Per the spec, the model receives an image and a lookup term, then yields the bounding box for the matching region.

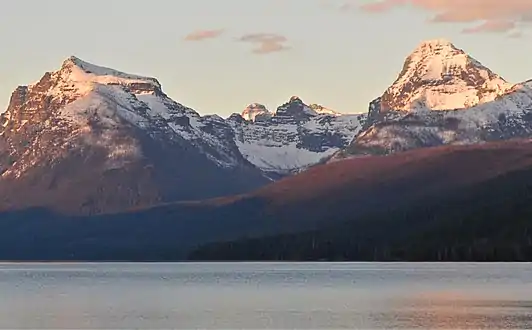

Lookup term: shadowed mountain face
[0,130,269,215]
[0,57,368,215]
[190,165,532,261]
[238,139,532,225]
[188,140,532,261]
[0,57,270,215]
[1,140,532,261]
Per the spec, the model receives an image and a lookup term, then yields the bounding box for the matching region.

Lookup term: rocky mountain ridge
[0,56,367,213]
[231,96,365,174]
[378,39,510,114]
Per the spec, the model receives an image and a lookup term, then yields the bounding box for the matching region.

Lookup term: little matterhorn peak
[241,103,271,121]
[289,95,303,103]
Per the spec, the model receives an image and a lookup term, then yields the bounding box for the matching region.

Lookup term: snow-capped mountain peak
[337,39,532,161]
[24,56,195,130]
[378,39,511,114]
[412,38,457,54]
[0,56,272,212]
[241,103,271,122]
[0,56,251,180]
[59,56,161,91]
[403,39,492,83]
[13,56,174,127]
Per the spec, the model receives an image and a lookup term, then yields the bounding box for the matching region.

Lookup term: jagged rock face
[377,39,511,115]
[0,57,270,214]
[336,40,532,159]
[230,96,366,174]
[273,96,318,122]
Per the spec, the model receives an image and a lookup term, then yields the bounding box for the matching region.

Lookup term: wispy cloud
[356,0,532,35]
[508,31,523,39]
[184,29,225,41]
[238,33,291,54]
[462,20,516,34]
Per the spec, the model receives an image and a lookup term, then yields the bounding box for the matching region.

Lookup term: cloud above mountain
[238,33,291,54]
[462,20,516,34]
[184,29,225,41]
[184,29,290,54]
[357,0,532,35]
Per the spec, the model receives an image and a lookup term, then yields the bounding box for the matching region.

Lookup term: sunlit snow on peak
[59,55,161,90]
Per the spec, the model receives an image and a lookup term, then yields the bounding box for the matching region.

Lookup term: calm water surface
[0,262,531,329]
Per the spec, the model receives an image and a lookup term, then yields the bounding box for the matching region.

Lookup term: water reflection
[372,291,532,329]
[0,263,531,329]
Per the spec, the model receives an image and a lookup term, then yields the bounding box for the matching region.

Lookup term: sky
[1,0,532,116]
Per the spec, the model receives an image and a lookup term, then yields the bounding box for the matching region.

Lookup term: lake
[0,262,531,329]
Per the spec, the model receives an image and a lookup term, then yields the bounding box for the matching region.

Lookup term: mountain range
[0,56,366,213]
[1,39,532,260]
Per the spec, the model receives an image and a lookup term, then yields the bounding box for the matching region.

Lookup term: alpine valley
[1,39,532,261]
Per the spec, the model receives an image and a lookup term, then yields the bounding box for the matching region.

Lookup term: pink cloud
[184,29,225,41]
[360,0,406,12]
[238,33,291,54]
[358,0,532,35]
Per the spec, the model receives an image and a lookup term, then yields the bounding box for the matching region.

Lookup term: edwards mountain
[1,39,532,260]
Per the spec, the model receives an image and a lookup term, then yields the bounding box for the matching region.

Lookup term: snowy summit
[379,39,511,113]
[339,39,532,159]
[241,103,271,122]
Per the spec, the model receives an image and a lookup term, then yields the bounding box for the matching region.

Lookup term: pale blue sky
[0,0,530,116]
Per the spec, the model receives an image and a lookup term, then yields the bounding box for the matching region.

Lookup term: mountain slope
[0,56,270,214]
[189,139,532,261]
[190,165,532,261]
[336,39,532,158]
[1,139,532,260]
